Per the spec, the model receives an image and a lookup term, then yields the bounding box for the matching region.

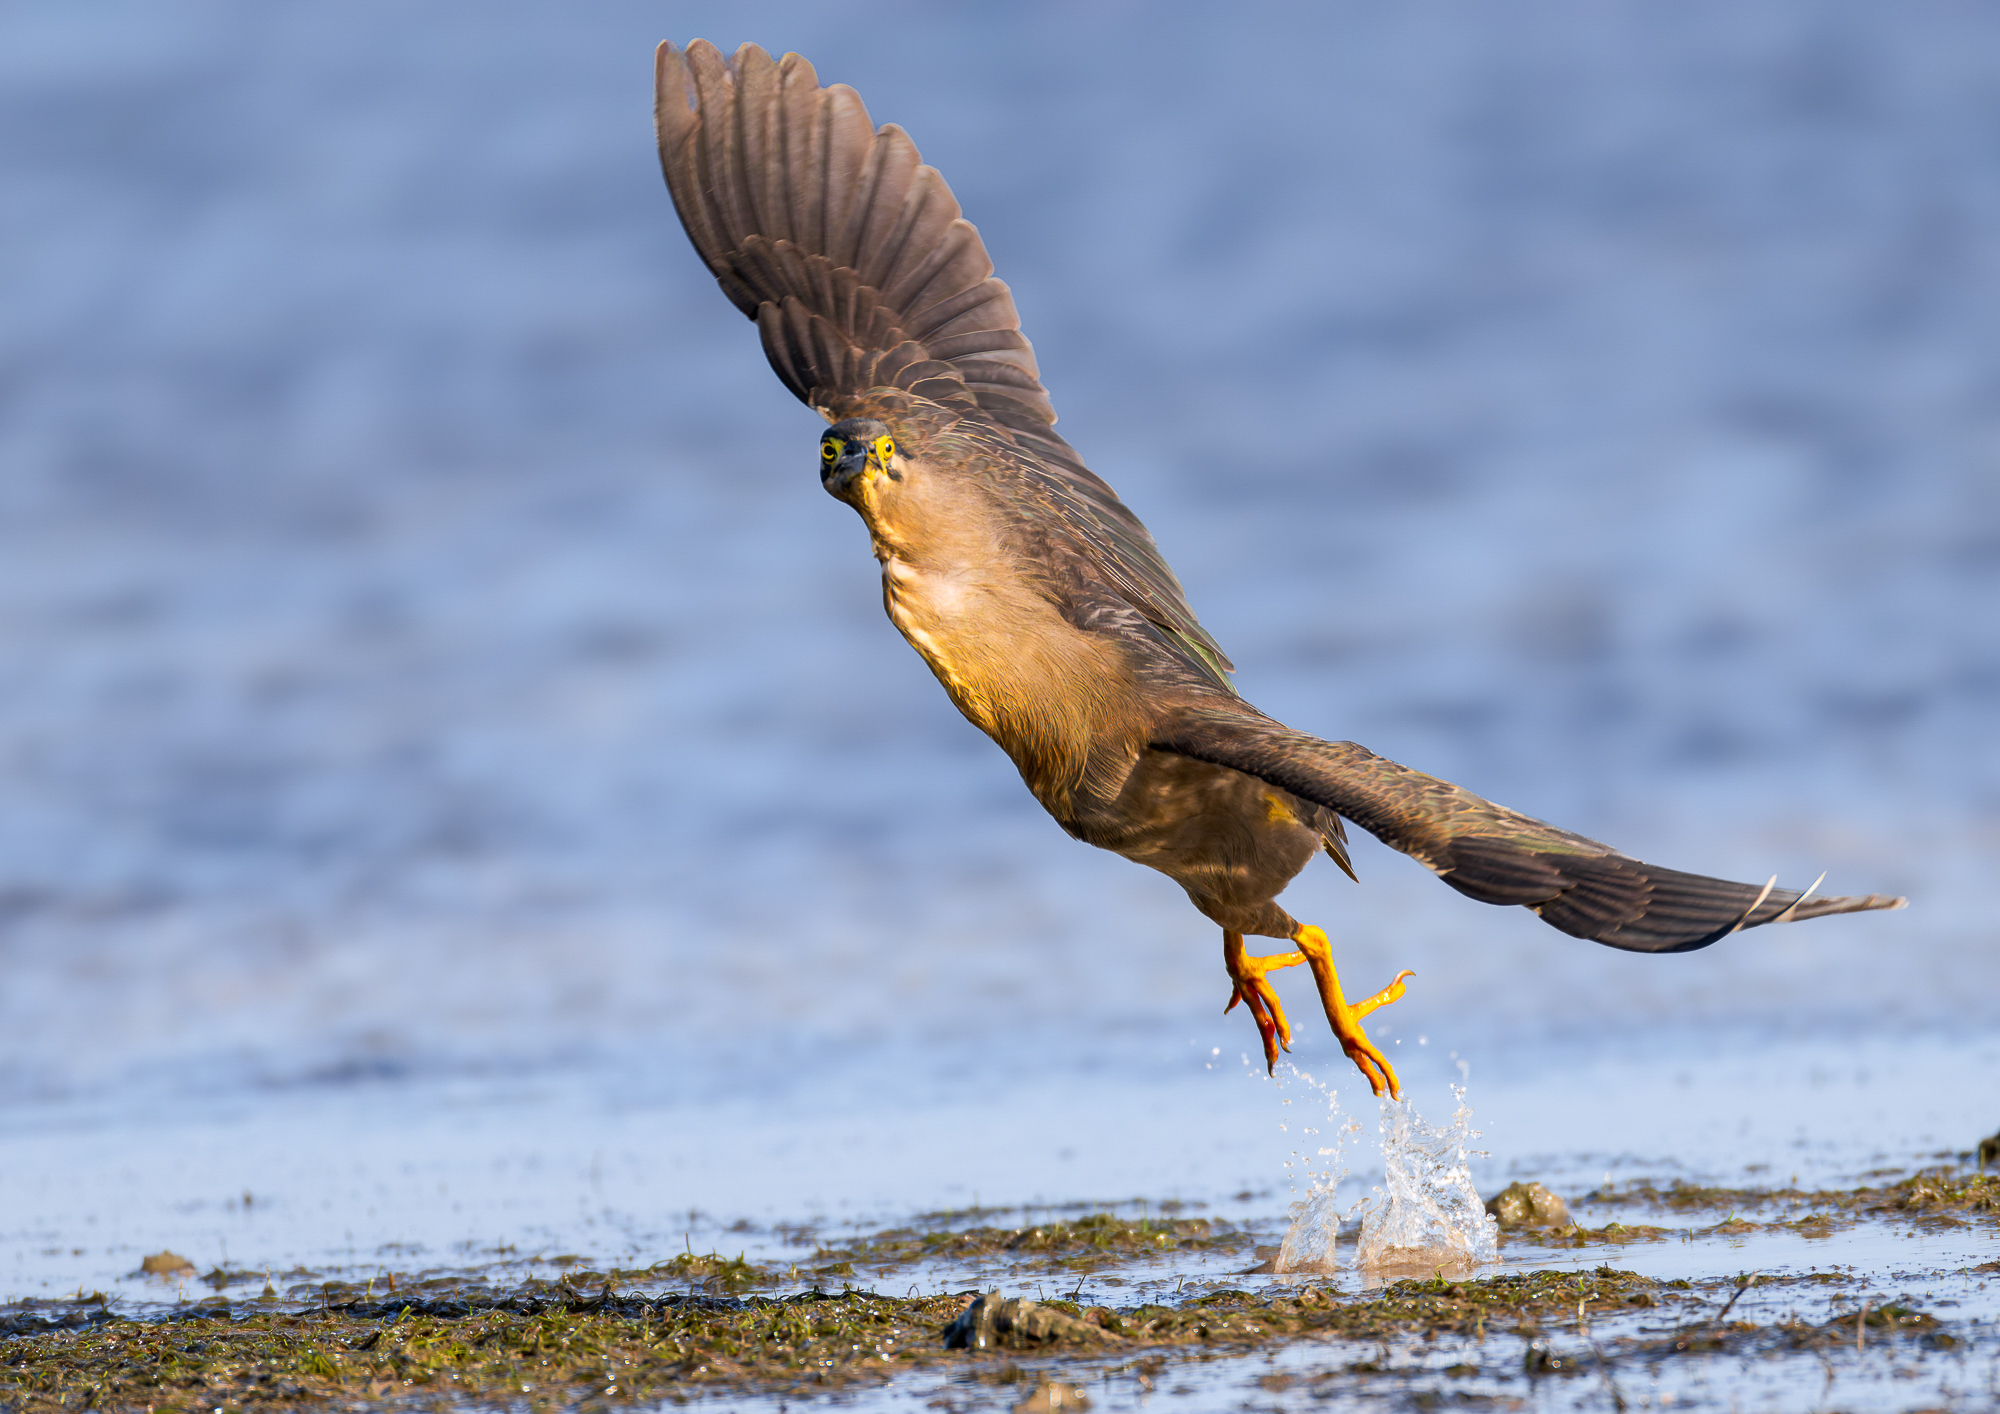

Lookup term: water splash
[1353,1084,1498,1274]
[1271,1067,1360,1274]
[1273,1179,1347,1274]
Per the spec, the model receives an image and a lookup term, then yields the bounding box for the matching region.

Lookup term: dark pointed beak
[823,442,872,495]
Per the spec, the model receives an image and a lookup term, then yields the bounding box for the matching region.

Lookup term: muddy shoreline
[6,1167,1994,1412]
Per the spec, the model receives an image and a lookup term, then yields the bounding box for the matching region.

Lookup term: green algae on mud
[1486,1169,2000,1251]
[1580,1168,2000,1218]
[1,1265,1963,1413]
[647,1210,1249,1290]
[806,1210,1247,1278]
[5,1169,1989,1413]
[0,1289,965,1412]
[0,1269,1671,1412]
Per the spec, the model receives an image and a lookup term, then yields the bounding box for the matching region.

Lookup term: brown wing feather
[656,41,1052,433]
[654,39,1236,692]
[1153,703,1906,953]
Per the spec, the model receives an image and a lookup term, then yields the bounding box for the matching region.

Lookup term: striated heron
[653,41,1905,1098]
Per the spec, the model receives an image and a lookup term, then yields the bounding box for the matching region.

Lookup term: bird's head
[819,418,907,510]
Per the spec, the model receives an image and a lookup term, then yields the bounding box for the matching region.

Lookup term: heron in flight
[653,41,1905,1098]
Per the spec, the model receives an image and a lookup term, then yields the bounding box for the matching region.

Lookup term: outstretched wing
[656,40,1054,446]
[1153,702,1906,953]
[654,39,1234,691]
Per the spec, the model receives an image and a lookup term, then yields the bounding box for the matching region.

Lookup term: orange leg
[1291,924,1414,1100]
[1222,929,1305,1075]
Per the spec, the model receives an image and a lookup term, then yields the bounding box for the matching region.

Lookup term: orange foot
[1222,929,1305,1075]
[1291,924,1414,1100]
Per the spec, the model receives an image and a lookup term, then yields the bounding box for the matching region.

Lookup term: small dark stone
[1976,1130,1999,1172]
[1484,1182,1571,1229]
[942,1292,1109,1350]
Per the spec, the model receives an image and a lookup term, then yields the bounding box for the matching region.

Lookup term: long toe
[1344,1034,1399,1100]
[1238,981,1291,1074]
[1351,970,1415,1021]
[1224,934,1305,1076]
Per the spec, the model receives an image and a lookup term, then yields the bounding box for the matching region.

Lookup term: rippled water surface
[1,3,1996,1408]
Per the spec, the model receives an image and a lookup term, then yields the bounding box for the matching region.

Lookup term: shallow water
[1,3,1997,1408]
[5,1031,1993,1307]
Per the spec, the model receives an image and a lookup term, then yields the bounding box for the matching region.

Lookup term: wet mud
[1507,1168,2000,1252]
[5,1163,1995,1413]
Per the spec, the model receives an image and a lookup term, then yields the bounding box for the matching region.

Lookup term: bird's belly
[1078,749,1323,911]
[875,552,1134,814]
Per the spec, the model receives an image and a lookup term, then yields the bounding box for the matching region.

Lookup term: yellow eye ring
[820,439,840,462]
[874,436,897,462]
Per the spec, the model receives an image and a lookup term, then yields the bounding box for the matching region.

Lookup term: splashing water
[1271,1067,1360,1274]
[1353,1084,1498,1273]
[1273,1180,1347,1274]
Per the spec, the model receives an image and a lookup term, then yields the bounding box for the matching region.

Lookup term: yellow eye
[874,436,897,462]
[820,439,840,463]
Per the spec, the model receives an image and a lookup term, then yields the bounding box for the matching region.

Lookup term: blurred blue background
[0,0,1994,1116]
